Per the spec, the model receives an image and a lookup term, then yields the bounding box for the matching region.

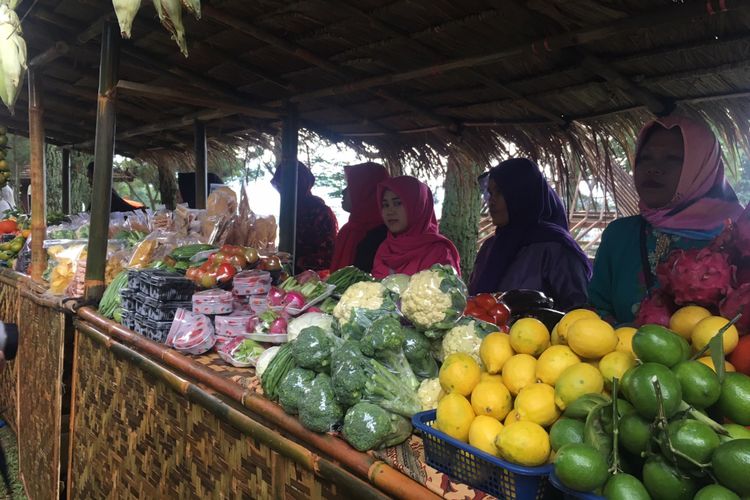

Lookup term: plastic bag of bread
[202,187,237,238]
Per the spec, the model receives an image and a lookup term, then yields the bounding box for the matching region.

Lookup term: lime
[712,439,750,496]
[618,413,652,455]
[642,455,699,500]
[632,324,685,367]
[615,398,635,418]
[672,360,721,409]
[717,373,750,426]
[626,363,683,420]
[694,484,741,500]
[554,443,609,492]
[724,423,750,440]
[620,366,637,400]
[660,419,720,468]
[603,473,650,500]
[549,418,585,451]
[677,335,691,362]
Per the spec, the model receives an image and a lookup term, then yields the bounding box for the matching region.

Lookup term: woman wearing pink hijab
[589,115,745,323]
[372,176,461,279]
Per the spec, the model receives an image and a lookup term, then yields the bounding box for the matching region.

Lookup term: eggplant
[498,289,554,312]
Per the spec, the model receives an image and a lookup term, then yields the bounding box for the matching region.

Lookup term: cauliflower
[333,281,397,340]
[440,320,487,364]
[417,378,444,411]
[401,265,467,332]
[287,312,335,342]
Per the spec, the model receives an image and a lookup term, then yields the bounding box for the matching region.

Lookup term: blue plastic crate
[548,471,605,499]
[412,410,553,499]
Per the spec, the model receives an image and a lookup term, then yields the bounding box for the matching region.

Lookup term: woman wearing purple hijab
[469,159,591,311]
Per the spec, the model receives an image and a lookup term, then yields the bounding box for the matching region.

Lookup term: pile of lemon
[435,309,632,467]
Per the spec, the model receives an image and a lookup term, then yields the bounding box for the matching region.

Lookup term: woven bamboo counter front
[0,269,21,432]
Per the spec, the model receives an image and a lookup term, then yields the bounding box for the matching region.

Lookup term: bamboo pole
[74,309,438,500]
[84,22,119,304]
[194,121,207,210]
[278,106,298,259]
[61,149,71,215]
[27,69,46,283]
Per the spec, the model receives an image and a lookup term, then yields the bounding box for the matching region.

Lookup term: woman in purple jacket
[468,158,591,311]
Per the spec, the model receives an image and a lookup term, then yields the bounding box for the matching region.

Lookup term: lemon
[615,327,637,354]
[554,363,604,410]
[471,380,512,420]
[480,332,515,374]
[557,309,600,345]
[697,356,736,373]
[567,318,618,359]
[504,409,521,426]
[515,383,561,427]
[502,354,538,396]
[691,316,739,355]
[469,416,504,456]
[599,351,637,389]
[435,393,475,442]
[585,359,600,370]
[495,421,551,466]
[670,306,712,340]
[481,373,505,384]
[440,353,481,396]
[536,345,581,386]
[551,324,561,345]
[509,318,550,356]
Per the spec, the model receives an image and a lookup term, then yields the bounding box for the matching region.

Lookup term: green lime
[620,366,637,401]
[619,412,652,455]
[549,418,585,451]
[712,439,750,496]
[717,373,750,426]
[642,455,699,500]
[602,473,650,500]
[615,398,635,418]
[678,335,691,361]
[633,325,686,367]
[626,363,683,420]
[694,484,740,500]
[554,443,609,492]
[724,423,750,440]
[660,419,720,468]
[672,361,721,409]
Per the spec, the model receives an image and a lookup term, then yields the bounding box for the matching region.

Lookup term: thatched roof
[3,0,750,214]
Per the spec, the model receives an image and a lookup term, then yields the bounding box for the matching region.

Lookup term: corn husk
[153,0,188,57]
[180,0,200,19]
[0,3,26,115]
[112,0,141,39]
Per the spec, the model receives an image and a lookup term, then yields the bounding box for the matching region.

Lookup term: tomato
[729,335,750,376]
[225,253,248,269]
[220,245,244,256]
[499,323,510,334]
[186,267,201,281]
[464,302,484,318]
[474,312,495,325]
[215,263,236,283]
[200,273,217,289]
[474,293,497,312]
[259,256,282,271]
[243,247,259,265]
[488,303,511,326]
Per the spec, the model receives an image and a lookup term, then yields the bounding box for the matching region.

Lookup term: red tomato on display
[729,335,750,376]
[488,303,511,326]
[216,263,237,283]
[464,303,484,318]
[474,293,497,312]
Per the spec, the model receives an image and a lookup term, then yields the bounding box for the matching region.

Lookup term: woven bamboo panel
[0,275,19,431]
[17,294,66,500]
[69,331,347,500]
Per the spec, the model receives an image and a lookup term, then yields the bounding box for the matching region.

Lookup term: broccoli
[291,326,335,373]
[342,402,413,451]
[330,342,422,418]
[277,367,316,414]
[298,373,344,433]
[402,328,439,380]
[360,316,420,392]
[331,340,368,407]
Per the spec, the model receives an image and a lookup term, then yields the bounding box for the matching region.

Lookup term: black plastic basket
[120,288,137,313]
[138,295,192,322]
[138,269,194,302]
[121,310,135,331]
[140,318,172,343]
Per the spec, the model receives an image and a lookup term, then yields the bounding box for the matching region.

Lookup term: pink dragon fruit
[720,283,750,336]
[656,251,680,293]
[735,205,750,259]
[662,248,734,307]
[635,291,675,327]
[737,258,750,286]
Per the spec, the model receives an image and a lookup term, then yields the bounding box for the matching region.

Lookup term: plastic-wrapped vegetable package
[277,367,316,414]
[166,308,216,355]
[216,337,265,368]
[342,402,412,451]
[439,317,498,364]
[298,373,344,433]
[401,264,467,335]
[44,240,87,295]
[332,281,398,340]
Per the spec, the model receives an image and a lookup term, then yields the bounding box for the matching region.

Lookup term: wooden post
[28,69,46,283]
[61,148,71,215]
[278,106,299,261]
[84,22,119,303]
[194,120,207,210]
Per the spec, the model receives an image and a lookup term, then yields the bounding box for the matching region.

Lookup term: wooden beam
[278,106,299,258]
[267,0,747,105]
[194,121,208,210]
[28,41,69,69]
[116,80,280,119]
[27,70,46,283]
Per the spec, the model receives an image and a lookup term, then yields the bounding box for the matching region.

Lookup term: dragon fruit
[635,290,675,327]
[737,258,750,286]
[720,283,750,336]
[660,248,734,307]
[656,252,680,293]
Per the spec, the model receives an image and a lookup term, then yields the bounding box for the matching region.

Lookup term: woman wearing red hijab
[330,162,389,273]
[372,176,461,279]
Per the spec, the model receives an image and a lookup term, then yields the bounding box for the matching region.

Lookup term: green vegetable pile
[326,266,374,296]
[99,270,128,321]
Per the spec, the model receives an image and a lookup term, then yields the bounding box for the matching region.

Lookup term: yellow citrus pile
[670,306,739,371]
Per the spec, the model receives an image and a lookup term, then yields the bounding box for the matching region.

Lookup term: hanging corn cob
[112,0,142,39]
[181,0,200,20]
[153,0,188,57]
[0,3,26,115]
